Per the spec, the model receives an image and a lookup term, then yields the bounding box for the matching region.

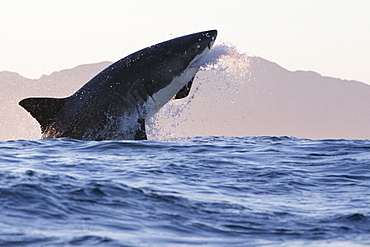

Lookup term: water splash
[148,43,252,140]
[199,43,250,80]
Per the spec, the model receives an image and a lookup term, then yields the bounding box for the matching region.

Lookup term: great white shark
[19,30,217,140]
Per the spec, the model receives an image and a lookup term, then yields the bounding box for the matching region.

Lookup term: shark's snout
[203,30,217,50]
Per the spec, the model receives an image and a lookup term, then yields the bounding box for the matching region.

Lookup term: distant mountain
[1,57,369,141]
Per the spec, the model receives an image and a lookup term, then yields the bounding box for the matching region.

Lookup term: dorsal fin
[19,97,69,131]
[174,77,194,99]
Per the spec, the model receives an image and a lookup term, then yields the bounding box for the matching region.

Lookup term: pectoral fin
[174,77,194,99]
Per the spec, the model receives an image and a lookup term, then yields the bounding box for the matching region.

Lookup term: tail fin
[19,97,69,132]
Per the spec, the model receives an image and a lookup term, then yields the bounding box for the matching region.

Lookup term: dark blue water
[0,136,369,246]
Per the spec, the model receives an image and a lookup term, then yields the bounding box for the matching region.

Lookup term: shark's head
[133,30,218,112]
[148,30,218,77]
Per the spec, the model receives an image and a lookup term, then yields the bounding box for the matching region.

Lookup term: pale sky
[1,0,369,84]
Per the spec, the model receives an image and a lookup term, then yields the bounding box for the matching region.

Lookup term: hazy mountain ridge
[1,57,369,141]
[243,57,370,138]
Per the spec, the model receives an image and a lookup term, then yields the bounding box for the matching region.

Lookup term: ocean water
[0,136,369,246]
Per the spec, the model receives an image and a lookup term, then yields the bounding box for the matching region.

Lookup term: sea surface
[0,136,369,246]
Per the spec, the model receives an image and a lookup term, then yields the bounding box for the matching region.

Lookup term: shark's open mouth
[191,46,216,68]
[190,48,214,68]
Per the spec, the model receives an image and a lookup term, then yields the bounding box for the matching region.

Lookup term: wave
[0,137,369,246]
